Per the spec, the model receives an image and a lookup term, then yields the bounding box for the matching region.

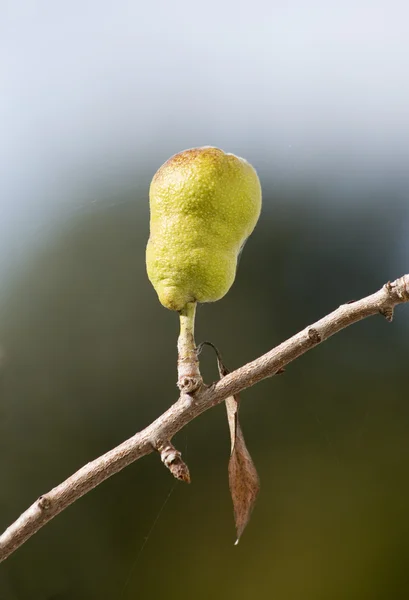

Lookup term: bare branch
[0,274,408,562]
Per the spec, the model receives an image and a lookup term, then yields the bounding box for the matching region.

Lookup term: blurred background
[1,0,409,598]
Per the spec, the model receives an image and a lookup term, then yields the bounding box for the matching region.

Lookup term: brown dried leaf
[216,355,259,543]
[225,394,260,543]
[198,342,260,542]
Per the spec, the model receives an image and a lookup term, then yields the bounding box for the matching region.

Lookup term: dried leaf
[217,355,260,543]
[225,394,260,544]
[197,341,260,542]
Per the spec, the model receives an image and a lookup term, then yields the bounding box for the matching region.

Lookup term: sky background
[2,0,409,255]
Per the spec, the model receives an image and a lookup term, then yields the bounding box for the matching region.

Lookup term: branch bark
[1,275,408,562]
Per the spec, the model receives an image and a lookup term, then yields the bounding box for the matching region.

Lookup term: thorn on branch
[157,441,191,483]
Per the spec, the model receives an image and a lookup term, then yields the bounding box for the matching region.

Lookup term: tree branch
[1,275,408,562]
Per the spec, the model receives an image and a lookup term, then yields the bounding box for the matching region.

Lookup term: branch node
[379,307,394,322]
[384,277,409,302]
[157,441,191,484]
[177,375,202,394]
[307,327,322,344]
[38,495,51,511]
[396,275,409,301]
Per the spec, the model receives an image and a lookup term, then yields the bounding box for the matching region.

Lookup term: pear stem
[177,302,202,394]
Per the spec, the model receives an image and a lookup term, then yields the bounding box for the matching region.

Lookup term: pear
[146,146,262,392]
[146,146,262,312]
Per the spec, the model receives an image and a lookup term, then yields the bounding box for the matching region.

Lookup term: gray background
[1,1,409,598]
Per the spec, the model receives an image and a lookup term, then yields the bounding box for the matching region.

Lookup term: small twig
[0,274,408,562]
[157,441,191,483]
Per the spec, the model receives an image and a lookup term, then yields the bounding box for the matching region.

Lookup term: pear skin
[146,147,262,311]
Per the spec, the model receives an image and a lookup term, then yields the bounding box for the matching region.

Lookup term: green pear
[146,146,262,312]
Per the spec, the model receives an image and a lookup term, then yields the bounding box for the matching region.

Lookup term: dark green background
[0,175,408,599]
